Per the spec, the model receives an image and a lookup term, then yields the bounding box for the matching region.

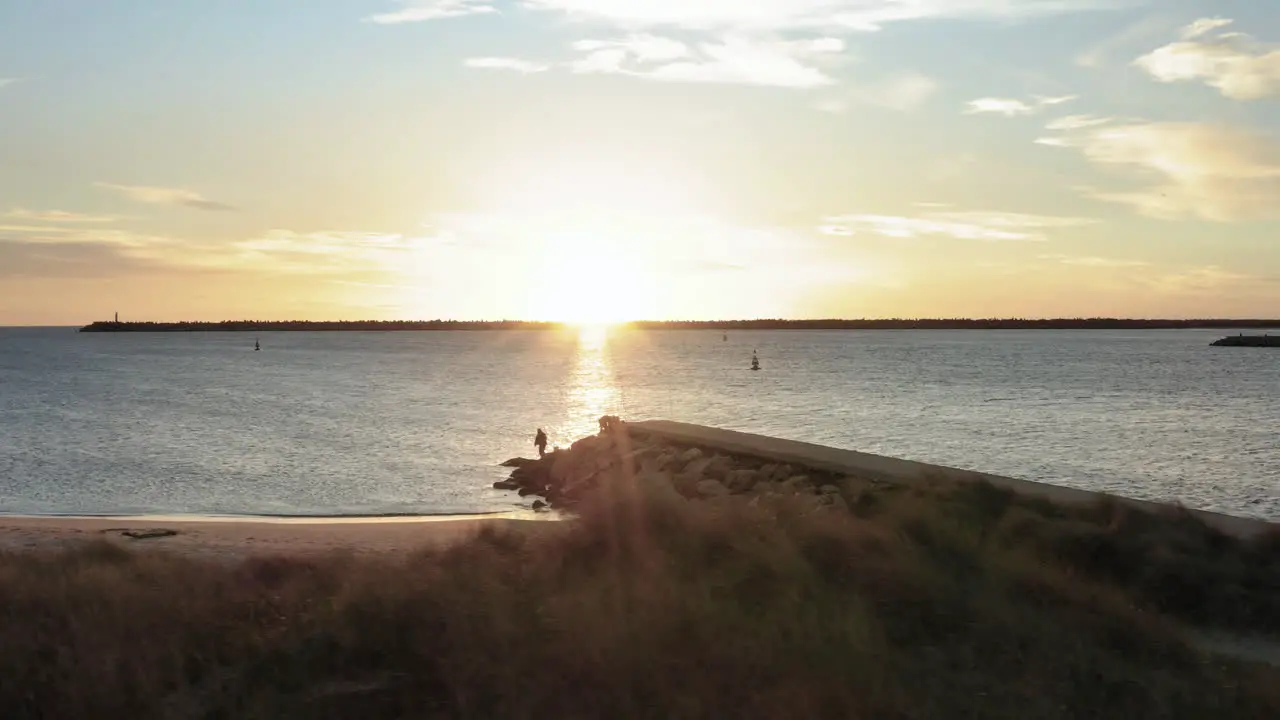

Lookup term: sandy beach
[0,513,557,560]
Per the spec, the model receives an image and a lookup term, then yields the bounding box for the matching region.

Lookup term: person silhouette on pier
[534,428,548,458]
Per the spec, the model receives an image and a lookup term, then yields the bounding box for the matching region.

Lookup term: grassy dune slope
[2,477,1278,719]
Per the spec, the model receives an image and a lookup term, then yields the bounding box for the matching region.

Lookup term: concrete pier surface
[626,419,1277,541]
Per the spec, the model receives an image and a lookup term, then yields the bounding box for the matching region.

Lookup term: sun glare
[529,228,656,325]
[471,152,728,324]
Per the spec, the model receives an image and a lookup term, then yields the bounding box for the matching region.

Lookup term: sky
[2,0,1279,324]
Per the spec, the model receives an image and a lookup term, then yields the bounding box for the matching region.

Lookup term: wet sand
[0,513,557,560]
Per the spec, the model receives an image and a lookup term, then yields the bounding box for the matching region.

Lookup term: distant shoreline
[78,319,1280,332]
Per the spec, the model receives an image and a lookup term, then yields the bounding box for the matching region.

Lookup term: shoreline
[0,512,558,559]
[0,509,531,523]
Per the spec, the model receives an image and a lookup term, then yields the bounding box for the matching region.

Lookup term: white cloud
[966,98,1035,116]
[464,57,551,73]
[820,210,1096,242]
[965,94,1076,116]
[570,34,839,88]
[0,78,14,90]
[94,183,236,212]
[570,48,630,74]
[805,37,847,54]
[1134,18,1280,100]
[366,0,497,24]
[522,0,1130,33]
[3,208,119,223]
[1044,122,1280,221]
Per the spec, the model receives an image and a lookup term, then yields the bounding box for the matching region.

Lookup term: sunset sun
[482,153,704,325]
[529,228,656,325]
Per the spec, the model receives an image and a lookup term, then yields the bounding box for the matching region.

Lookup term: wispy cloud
[0,78,15,91]
[0,222,205,281]
[522,0,1131,33]
[0,240,181,279]
[1181,17,1234,41]
[238,231,414,254]
[820,210,1097,242]
[1134,18,1280,100]
[1044,114,1114,131]
[1038,253,1148,268]
[3,208,119,223]
[573,34,692,63]
[464,57,551,73]
[964,94,1075,116]
[1142,265,1262,294]
[0,222,429,281]
[94,183,236,212]
[0,224,176,249]
[435,2,1127,92]
[1043,121,1280,221]
[1035,114,1118,144]
[568,34,842,88]
[1075,14,1176,69]
[366,0,497,24]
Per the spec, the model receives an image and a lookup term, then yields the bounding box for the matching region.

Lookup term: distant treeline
[79,320,561,332]
[79,318,1280,332]
[632,319,1280,330]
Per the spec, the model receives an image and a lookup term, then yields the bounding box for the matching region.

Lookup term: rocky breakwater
[494,416,853,513]
[1211,334,1280,347]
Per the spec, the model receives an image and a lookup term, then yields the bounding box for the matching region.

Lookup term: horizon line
[56,317,1280,331]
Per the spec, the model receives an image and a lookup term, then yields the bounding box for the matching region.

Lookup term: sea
[0,326,1276,520]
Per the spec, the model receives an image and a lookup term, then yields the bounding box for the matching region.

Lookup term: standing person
[534,428,548,458]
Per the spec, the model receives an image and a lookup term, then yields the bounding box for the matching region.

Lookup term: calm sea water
[0,327,1276,520]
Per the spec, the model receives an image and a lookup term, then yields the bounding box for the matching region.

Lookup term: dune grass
[1,477,1278,719]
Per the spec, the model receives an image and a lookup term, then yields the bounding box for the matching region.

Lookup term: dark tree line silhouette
[79,318,1280,332]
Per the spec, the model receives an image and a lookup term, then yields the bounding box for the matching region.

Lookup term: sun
[476,149,720,325]
[528,228,655,325]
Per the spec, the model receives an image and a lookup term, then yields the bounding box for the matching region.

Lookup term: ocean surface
[0,327,1277,520]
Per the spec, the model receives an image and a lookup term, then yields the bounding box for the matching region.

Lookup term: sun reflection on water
[552,324,623,446]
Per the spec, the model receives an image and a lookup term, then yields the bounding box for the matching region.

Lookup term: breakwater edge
[496,416,1278,540]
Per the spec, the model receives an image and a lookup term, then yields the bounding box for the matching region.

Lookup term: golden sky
[2,1,1279,324]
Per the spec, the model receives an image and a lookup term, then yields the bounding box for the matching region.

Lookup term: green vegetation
[2,479,1278,718]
